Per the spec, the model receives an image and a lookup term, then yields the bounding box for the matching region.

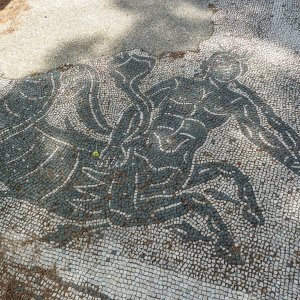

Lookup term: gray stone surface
[0,0,213,78]
[0,0,299,299]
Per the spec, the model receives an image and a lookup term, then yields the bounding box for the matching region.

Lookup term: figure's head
[200,51,249,82]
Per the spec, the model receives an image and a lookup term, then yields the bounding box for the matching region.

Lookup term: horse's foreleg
[185,162,264,225]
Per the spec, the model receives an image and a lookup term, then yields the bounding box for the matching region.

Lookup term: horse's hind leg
[164,193,244,264]
[185,162,264,226]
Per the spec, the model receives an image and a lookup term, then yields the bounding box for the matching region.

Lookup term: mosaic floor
[0,1,299,299]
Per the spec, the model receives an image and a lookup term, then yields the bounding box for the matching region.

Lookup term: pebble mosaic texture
[0,1,299,299]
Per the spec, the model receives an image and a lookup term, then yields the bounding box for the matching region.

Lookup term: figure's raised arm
[108,51,156,145]
[233,82,300,175]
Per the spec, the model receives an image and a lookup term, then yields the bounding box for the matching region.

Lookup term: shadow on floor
[44,0,214,70]
[0,0,11,11]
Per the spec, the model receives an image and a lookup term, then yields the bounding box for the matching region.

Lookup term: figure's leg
[185,162,264,225]
[191,198,242,264]
[160,192,243,264]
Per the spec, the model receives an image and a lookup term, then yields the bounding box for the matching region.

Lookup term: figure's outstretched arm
[233,92,300,175]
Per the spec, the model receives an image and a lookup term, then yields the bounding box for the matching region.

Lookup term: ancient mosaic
[0,0,299,299]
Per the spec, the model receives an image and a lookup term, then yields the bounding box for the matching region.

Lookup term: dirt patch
[0,0,29,35]
[0,0,12,11]
[208,3,218,14]
[169,51,186,59]
[56,63,75,73]
[0,276,35,300]
[159,50,200,60]
[0,260,63,299]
